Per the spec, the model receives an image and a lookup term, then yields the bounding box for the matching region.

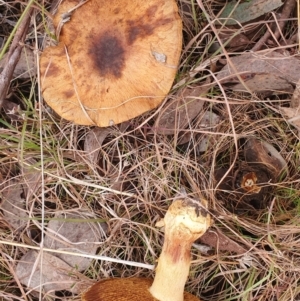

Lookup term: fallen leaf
[44,212,108,271]
[196,111,221,153]
[20,157,42,201]
[1,179,28,230]
[177,110,221,151]
[199,228,247,255]
[223,33,251,52]
[232,73,293,95]
[84,127,111,163]
[217,50,300,85]
[219,0,283,25]
[15,250,87,294]
[154,86,207,135]
[0,46,37,79]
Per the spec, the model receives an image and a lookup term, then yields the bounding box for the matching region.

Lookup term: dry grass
[1,0,300,300]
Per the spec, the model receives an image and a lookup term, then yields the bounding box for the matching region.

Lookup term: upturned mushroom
[244,138,287,181]
[40,0,182,127]
[82,197,212,301]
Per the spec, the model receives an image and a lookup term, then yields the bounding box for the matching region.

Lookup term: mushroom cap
[244,138,287,180]
[40,0,182,126]
[240,171,261,194]
[81,278,200,301]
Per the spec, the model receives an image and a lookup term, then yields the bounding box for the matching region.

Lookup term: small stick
[0,8,33,108]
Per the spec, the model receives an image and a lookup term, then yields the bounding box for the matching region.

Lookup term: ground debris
[15,250,91,295]
[217,50,300,87]
[84,127,111,164]
[1,179,28,230]
[219,0,283,25]
[44,212,108,271]
[0,46,36,79]
[154,85,208,135]
[199,228,247,255]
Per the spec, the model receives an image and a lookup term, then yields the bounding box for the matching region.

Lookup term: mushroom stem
[149,198,211,301]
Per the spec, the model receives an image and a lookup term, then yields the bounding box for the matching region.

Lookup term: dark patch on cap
[183,198,208,217]
[46,63,60,77]
[63,89,75,98]
[126,5,173,45]
[146,5,158,17]
[89,33,126,79]
[73,58,84,69]
[113,18,124,26]
[63,74,71,81]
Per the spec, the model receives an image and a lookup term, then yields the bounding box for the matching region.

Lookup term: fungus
[240,171,261,194]
[244,138,287,181]
[233,163,271,210]
[82,197,212,301]
[40,0,182,127]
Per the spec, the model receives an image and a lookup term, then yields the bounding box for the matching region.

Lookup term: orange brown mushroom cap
[82,278,200,301]
[40,0,182,126]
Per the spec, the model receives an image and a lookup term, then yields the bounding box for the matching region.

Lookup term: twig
[275,0,297,42]
[251,23,274,52]
[0,8,33,108]
[252,0,296,51]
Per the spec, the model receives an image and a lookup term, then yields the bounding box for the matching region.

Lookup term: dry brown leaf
[177,110,221,149]
[84,127,111,163]
[154,86,208,135]
[219,0,283,25]
[0,46,36,79]
[225,33,250,52]
[217,50,300,85]
[199,228,247,255]
[196,111,221,153]
[232,73,293,95]
[20,157,42,201]
[44,212,108,271]
[212,33,251,52]
[1,179,28,230]
[15,250,88,294]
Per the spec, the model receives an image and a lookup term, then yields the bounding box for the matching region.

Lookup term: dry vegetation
[1,0,300,300]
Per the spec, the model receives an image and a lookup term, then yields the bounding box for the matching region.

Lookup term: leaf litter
[154,85,208,135]
[13,211,107,294]
[232,73,293,96]
[1,179,28,230]
[15,250,90,295]
[217,50,300,85]
[84,127,111,164]
[1,175,108,293]
[0,46,36,79]
[1,0,300,300]
[219,0,283,25]
[44,212,108,271]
